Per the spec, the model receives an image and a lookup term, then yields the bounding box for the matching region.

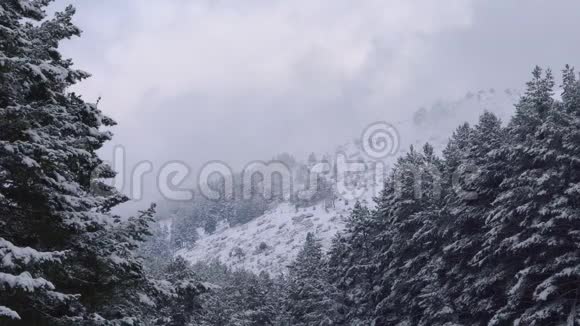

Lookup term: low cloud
[50,0,580,209]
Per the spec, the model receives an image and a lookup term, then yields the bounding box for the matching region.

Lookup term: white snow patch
[178,202,351,275]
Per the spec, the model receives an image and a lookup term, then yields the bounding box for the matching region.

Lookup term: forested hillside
[0,2,205,325]
[151,89,519,275]
[3,1,580,326]
[144,67,580,325]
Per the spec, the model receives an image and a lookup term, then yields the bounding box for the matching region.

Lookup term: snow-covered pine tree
[327,201,377,324]
[561,65,580,115]
[227,271,280,326]
[0,1,94,323]
[171,213,199,249]
[150,256,206,326]
[139,221,173,277]
[190,260,283,326]
[286,233,340,326]
[439,111,507,325]
[191,260,234,326]
[315,67,580,325]
[372,144,446,325]
[0,1,157,324]
[481,67,580,325]
[442,122,472,174]
[559,64,580,326]
[0,237,69,323]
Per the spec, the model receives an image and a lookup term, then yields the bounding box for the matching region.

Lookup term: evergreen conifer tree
[0,2,162,324]
[286,233,339,326]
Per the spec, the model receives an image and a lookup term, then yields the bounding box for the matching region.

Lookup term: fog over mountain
[48,0,580,209]
[5,1,580,325]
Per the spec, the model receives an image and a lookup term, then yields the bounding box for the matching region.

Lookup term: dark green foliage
[0,2,204,325]
[191,260,284,326]
[327,202,378,324]
[325,66,580,325]
[285,233,341,326]
[3,7,580,323]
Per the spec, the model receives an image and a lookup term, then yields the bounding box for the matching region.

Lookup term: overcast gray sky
[49,0,580,207]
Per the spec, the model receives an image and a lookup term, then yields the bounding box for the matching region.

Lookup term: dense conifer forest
[2,1,580,325]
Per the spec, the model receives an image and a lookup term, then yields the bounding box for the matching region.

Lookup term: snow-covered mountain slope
[177,202,353,275]
[176,89,519,275]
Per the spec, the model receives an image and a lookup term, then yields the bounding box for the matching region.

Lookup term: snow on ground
[177,89,519,275]
[177,201,352,275]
